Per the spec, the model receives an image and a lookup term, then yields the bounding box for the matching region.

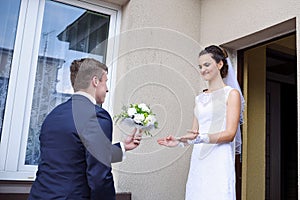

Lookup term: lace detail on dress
[198,93,211,105]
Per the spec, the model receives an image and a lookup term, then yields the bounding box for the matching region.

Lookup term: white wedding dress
[185,86,236,200]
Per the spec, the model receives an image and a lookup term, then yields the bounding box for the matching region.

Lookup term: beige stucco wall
[199,0,299,47]
[111,0,300,199]
[112,0,203,200]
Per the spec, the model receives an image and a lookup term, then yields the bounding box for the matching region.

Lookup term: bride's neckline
[203,85,229,94]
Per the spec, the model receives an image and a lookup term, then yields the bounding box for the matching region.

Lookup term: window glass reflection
[0,0,21,141]
[25,0,110,165]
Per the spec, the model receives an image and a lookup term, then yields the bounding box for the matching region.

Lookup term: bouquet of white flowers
[113,103,158,136]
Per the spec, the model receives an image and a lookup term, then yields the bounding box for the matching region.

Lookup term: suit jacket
[28,94,123,200]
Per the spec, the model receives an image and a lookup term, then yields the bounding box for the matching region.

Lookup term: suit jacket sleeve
[96,106,123,163]
[111,142,123,163]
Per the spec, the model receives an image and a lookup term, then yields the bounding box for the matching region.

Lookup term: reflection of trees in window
[0,77,9,140]
[0,48,13,141]
[25,57,69,165]
[0,0,21,141]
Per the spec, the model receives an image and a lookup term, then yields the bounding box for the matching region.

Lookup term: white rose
[145,115,156,125]
[138,103,150,112]
[127,107,137,116]
[133,113,145,124]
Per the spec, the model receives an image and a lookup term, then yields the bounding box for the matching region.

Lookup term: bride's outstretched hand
[157,135,179,147]
[178,130,199,142]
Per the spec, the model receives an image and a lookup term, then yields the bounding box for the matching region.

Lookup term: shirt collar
[74,91,96,105]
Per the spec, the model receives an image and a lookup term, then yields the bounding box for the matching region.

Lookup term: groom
[28,58,142,200]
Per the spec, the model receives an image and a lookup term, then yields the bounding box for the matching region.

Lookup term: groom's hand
[124,128,143,151]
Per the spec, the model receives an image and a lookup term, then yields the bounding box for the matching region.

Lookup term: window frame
[0,0,121,181]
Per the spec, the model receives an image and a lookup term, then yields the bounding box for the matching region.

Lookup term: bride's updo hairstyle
[199,45,229,78]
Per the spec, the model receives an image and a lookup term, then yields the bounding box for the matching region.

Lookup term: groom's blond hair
[70,58,108,92]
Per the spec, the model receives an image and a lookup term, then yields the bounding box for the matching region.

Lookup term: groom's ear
[92,76,99,87]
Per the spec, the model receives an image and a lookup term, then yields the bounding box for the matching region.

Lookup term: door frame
[223,18,296,200]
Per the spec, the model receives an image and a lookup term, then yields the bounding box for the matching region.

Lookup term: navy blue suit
[28,94,123,200]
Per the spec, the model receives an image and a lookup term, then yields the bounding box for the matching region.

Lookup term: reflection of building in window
[26,10,111,165]
[0,47,13,139]
[57,11,110,61]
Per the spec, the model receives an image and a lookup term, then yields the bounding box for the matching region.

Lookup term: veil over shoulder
[223,57,245,154]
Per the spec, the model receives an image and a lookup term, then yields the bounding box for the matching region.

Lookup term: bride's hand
[157,135,179,147]
[178,130,199,142]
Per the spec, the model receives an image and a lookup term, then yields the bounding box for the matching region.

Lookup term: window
[0,0,120,180]
[0,0,21,142]
[25,0,110,166]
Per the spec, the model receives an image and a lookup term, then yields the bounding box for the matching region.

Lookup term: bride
[157,45,244,200]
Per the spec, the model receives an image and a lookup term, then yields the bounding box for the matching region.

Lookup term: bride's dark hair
[199,45,228,78]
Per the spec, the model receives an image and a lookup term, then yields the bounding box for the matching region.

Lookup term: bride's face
[198,53,221,81]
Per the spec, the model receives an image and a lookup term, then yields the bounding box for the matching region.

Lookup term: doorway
[265,33,297,200]
[238,33,297,200]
